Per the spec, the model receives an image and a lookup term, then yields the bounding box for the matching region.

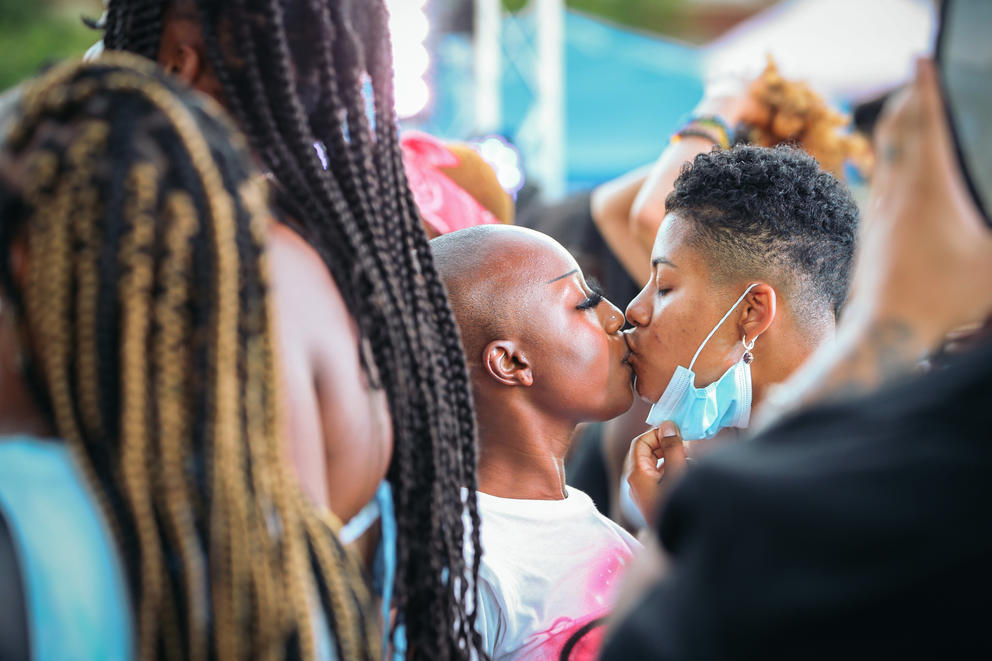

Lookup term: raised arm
[590,164,654,284]
[591,88,752,283]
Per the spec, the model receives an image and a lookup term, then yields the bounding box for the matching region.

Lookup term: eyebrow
[651,257,677,269]
[546,269,578,284]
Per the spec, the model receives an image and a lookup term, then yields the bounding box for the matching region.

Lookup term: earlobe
[483,340,533,387]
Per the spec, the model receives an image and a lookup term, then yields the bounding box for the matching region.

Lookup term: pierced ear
[738,283,777,345]
[482,340,533,387]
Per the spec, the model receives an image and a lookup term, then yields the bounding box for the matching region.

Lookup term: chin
[603,384,636,419]
[632,375,660,404]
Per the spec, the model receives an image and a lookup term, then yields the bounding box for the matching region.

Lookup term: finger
[913,58,967,177]
[657,420,680,440]
[876,60,941,172]
[630,429,663,477]
[874,85,912,156]
[660,436,688,477]
[869,65,933,213]
[656,422,688,480]
[887,58,984,226]
[914,58,945,130]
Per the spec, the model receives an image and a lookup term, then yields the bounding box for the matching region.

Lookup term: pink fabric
[521,550,630,660]
[400,131,501,235]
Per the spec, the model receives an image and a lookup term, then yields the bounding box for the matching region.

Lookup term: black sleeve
[598,583,674,661]
[0,507,30,661]
[603,338,992,660]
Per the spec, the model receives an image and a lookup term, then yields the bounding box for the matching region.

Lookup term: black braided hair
[103,2,485,659]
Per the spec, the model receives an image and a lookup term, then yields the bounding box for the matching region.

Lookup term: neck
[751,318,832,408]
[475,394,575,500]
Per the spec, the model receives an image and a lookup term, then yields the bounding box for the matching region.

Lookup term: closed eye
[576,278,604,310]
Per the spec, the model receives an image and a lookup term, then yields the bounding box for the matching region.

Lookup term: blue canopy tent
[418,10,704,193]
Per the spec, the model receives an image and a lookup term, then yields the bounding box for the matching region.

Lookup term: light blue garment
[338,481,404,661]
[645,285,758,440]
[374,483,405,661]
[0,436,134,660]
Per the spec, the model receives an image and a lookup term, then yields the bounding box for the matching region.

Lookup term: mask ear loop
[688,283,760,371]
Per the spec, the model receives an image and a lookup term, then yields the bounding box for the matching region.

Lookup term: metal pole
[535,0,565,198]
[475,0,502,133]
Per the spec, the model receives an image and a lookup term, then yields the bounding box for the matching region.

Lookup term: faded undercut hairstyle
[666,144,859,326]
[0,56,378,660]
[101,1,484,659]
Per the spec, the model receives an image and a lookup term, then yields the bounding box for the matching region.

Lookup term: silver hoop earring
[742,335,756,365]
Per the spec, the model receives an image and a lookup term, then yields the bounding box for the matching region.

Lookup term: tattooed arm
[755,60,992,430]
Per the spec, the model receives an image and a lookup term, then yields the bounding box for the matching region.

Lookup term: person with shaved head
[431,225,641,661]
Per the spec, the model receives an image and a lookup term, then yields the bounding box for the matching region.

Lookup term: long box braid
[0,55,380,661]
[103,2,486,659]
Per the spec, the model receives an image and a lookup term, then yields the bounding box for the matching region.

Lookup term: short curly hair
[665,144,859,324]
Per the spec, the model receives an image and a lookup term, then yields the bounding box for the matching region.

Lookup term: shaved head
[432,224,634,426]
[431,225,577,366]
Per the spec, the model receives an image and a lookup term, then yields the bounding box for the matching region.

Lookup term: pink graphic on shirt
[523,550,633,660]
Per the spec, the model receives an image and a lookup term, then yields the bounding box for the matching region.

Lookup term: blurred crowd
[0,1,990,661]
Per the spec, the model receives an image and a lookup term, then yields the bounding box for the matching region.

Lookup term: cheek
[559,324,612,383]
[576,328,612,371]
[635,306,697,395]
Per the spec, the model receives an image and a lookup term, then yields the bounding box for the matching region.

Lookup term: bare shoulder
[266,222,355,335]
[266,220,392,521]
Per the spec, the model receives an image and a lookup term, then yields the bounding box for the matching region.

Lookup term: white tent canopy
[704,0,937,102]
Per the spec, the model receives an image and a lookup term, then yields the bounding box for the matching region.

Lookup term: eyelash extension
[576,278,604,311]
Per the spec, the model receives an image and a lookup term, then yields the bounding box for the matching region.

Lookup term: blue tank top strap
[0,436,134,660]
[373,481,407,661]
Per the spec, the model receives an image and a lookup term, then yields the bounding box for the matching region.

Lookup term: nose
[625,283,651,328]
[600,297,625,335]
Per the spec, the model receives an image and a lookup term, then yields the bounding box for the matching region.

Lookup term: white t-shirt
[473,486,641,661]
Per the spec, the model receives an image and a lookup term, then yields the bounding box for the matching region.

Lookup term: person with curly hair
[622,144,860,524]
[600,57,992,661]
[591,61,870,288]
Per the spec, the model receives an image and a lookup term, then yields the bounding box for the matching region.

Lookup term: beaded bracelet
[670,114,732,149]
[671,127,725,147]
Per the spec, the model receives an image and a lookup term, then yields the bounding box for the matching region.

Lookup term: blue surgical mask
[645,284,759,440]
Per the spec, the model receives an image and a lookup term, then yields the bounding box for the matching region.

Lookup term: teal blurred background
[0,1,699,93]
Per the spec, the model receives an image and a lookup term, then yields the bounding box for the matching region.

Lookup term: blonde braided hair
[0,54,379,660]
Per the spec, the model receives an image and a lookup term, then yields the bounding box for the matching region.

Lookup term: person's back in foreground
[600,59,992,661]
[100,5,485,656]
[432,225,640,661]
[0,56,377,659]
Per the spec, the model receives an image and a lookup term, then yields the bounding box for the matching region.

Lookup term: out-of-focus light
[395,78,431,119]
[386,0,431,119]
[473,135,525,195]
[394,43,430,80]
[389,9,429,43]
